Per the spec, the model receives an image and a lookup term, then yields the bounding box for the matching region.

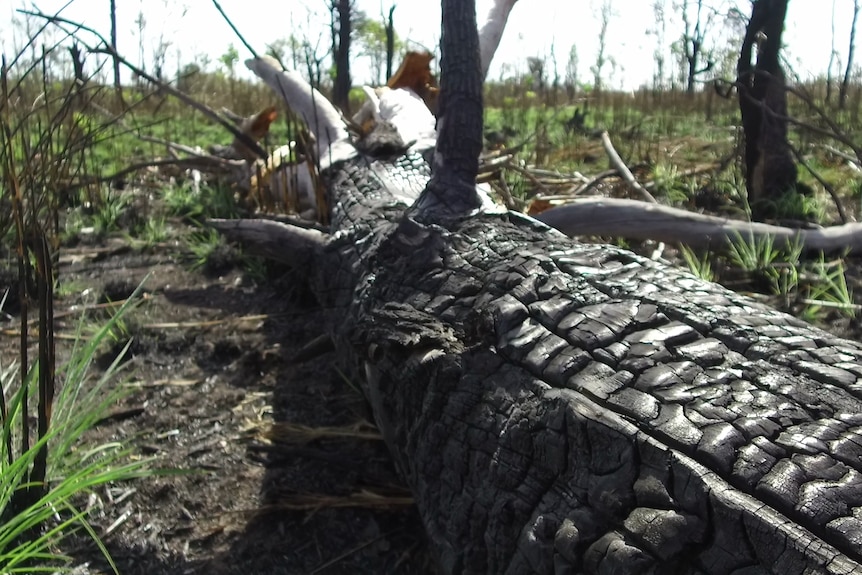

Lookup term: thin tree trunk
[840,0,859,109]
[686,42,698,94]
[386,5,396,81]
[827,0,837,104]
[110,0,121,97]
[332,0,352,113]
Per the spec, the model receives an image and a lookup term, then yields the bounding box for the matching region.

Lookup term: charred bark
[328,186,862,574]
[332,0,353,114]
[737,0,798,222]
[229,0,862,572]
[415,0,484,217]
[840,0,860,109]
[385,5,396,82]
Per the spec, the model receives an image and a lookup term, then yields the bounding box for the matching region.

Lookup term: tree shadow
[65,263,431,574]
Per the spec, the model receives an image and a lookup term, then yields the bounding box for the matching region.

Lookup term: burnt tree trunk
[386,5,396,81]
[332,0,353,113]
[681,0,713,95]
[737,0,798,222]
[840,0,860,109]
[227,0,862,571]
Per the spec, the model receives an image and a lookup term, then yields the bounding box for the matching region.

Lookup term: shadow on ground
[44,246,433,574]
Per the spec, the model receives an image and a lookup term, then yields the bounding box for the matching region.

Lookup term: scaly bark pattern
[311,150,862,574]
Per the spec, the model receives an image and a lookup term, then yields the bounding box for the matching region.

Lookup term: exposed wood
[599,131,658,204]
[244,56,353,167]
[478,0,519,78]
[535,196,862,253]
[208,218,328,268]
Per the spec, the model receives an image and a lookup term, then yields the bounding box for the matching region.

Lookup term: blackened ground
[1,229,433,574]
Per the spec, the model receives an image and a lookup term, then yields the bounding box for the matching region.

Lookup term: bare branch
[208,218,330,269]
[600,131,658,204]
[211,0,261,59]
[18,9,268,160]
[536,197,862,253]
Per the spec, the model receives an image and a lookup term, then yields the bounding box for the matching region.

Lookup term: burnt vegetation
[3,0,862,573]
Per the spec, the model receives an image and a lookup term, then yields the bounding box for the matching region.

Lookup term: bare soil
[2,222,433,574]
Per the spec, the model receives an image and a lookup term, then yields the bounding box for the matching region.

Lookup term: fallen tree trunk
[214,1,862,572]
[224,152,862,573]
[536,196,862,252]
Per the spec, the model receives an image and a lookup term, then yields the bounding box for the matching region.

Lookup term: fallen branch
[208,218,329,268]
[535,196,862,252]
[600,131,658,204]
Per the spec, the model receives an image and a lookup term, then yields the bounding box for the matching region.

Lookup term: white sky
[0,1,855,90]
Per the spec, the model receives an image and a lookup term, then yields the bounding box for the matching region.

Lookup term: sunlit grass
[0,286,155,573]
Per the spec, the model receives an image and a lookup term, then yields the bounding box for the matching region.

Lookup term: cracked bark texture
[310,150,862,574]
[235,0,862,571]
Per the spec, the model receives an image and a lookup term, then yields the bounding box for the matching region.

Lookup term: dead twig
[789,144,849,224]
[600,131,658,204]
[265,421,383,445]
[310,529,403,574]
[19,9,267,160]
[784,84,862,167]
[211,0,260,59]
[142,314,272,330]
[821,144,862,173]
[567,168,621,197]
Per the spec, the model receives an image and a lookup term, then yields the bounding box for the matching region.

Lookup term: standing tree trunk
[591,0,612,95]
[737,0,797,222]
[827,0,837,104]
[110,0,121,101]
[385,5,396,81]
[679,0,714,95]
[840,0,860,109]
[682,0,702,95]
[332,0,353,114]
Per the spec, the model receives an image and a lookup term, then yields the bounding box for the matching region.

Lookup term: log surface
[230,2,862,568]
[300,150,862,574]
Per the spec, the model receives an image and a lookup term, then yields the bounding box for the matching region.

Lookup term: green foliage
[129,215,169,249]
[186,227,238,275]
[726,232,780,274]
[219,44,240,75]
[804,256,855,319]
[679,245,714,282]
[242,256,270,285]
[354,11,403,84]
[162,182,237,222]
[750,188,827,224]
[0,287,154,573]
[92,188,131,235]
[650,162,697,205]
